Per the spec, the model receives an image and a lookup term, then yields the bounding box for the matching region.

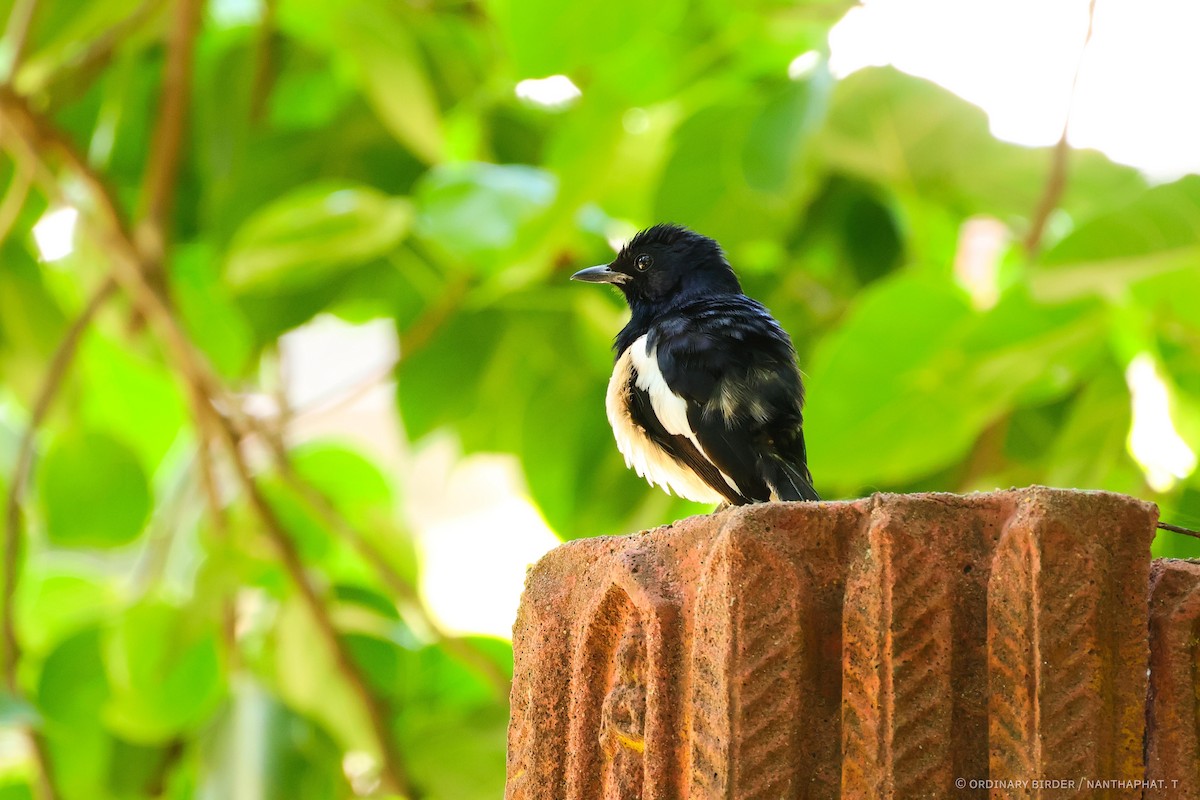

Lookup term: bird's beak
[571,264,628,285]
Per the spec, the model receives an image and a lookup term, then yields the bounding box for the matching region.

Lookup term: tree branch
[0,90,418,798]
[1158,521,1200,539]
[193,429,239,658]
[137,0,202,255]
[1023,0,1098,256]
[130,0,203,327]
[399,275,471,359]
[0,156,31,245]
[262,432,512,699]
[248,0,277,124]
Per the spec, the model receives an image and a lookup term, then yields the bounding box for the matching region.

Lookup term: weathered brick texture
[1147,560,1200,798]
[506,488,1190,799]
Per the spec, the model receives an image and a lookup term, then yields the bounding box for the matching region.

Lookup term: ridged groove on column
[988,492,1155,799]
[1147,560,1200,798]
[600,610,648,799]
[840,509,886,799]
[986,514,1040,793]
[762,503,856,800]
[841,503,955,797]
[566,584,641,800]
[686,527,804,799]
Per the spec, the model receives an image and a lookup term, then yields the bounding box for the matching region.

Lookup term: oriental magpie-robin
[572,223,819,506]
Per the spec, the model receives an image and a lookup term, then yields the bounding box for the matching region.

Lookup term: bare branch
[1023,0,1098,256]
[131,0,204,326]
[263,432,512,699]
[0,156,31,245]
[0,90,418,798]
[1158,521,1200,539]
[137,0,203,254]
[249,0,278,124]
[399,275,471,358]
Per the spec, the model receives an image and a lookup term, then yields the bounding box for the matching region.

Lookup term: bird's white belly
[606,339,725,504]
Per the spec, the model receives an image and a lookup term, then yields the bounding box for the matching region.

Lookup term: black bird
[572,223,819,506]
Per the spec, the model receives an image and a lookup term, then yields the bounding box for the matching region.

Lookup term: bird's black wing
[649,297,819,503]
[625,381,752,504]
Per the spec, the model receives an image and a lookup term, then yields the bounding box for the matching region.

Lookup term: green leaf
[278,0,444,161]
[290,443,419,586]
[393,642,510,799]
[289,443,394,518]
[78,335,189,472]
[1032,175,1200,301]
[0,782,34,800]
[396,308,504,441]
[1044,365,1143,495]
[36,627,113,800]
[226,183,414,290]
[401,705,508,800]
[14,0,147,93]
[102,602,224,742]
[492,0,688,94]
[814,67,1145,223]
[17,568,119,656]
[805,275,975,489]
[200,682,347,800]
[37,626,109,726]
[39,429,151,548]
[655,73,830,246]
[805,276,1105,491]
[273,596,378,758]
[414,163,557,273]
[171,243,255,377]
[0,251,66,358]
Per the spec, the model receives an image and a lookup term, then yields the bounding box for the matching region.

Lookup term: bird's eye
[635,254,653,271]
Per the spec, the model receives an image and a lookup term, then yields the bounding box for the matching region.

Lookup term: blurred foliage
[0,0,1199,797]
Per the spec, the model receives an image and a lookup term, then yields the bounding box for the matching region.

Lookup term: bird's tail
[765,457,821,502]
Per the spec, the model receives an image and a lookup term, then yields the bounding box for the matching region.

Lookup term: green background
[1,0,1198,797]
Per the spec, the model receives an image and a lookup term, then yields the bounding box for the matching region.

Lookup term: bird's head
[571,224,741,309]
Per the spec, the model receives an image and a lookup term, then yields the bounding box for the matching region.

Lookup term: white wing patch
[606,335,742,503]
[630,336,693,438]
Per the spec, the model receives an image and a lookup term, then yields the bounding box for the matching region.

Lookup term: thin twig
[248,0,277,124]
[1023,0,1098,256]
[291,361,398,424]
[0,0,40,82]
[1158,521,1200,539]
[262,431,512,699]
[137,0,202,256]
[131,0,204,328]
[0,88,417,799]
[0,156,32,245]
[194,430,239,658]
[400,276,471,358]
[232,352,506,697]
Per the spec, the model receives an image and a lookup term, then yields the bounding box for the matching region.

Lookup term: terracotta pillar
[506,488,1169,799]
[1147,560,1200,798]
